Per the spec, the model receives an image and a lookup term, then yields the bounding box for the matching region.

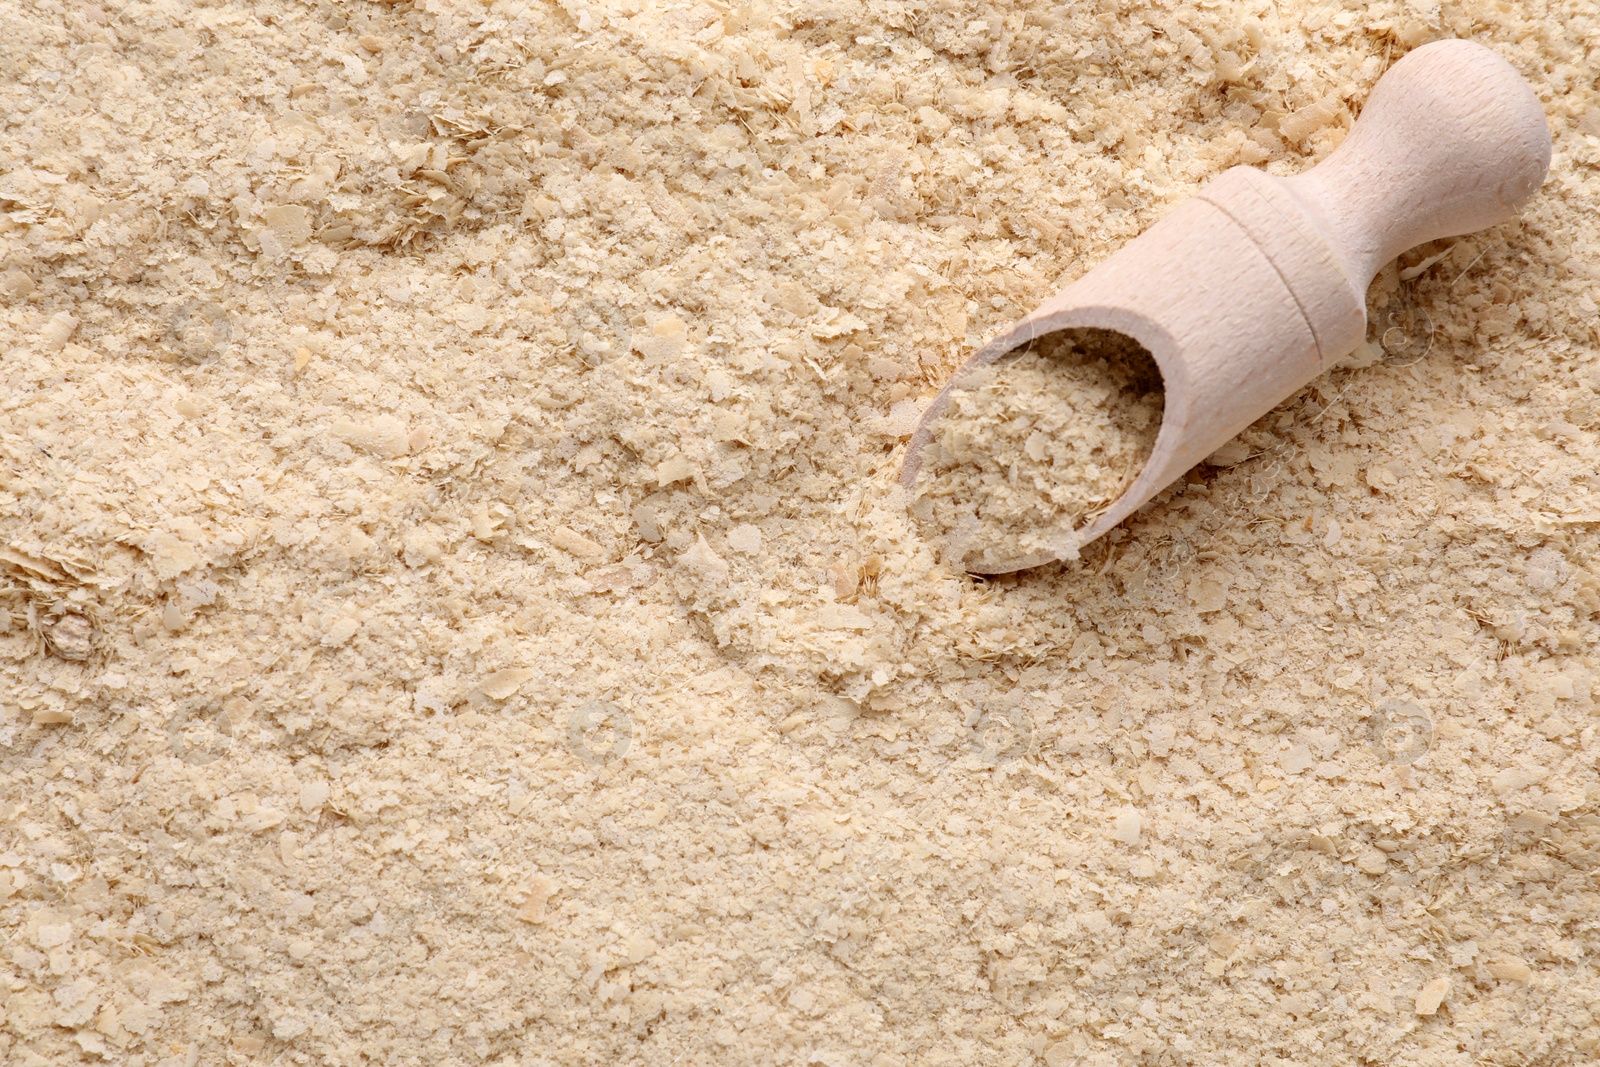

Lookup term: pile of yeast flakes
[912,328,1163,572]
[3,1,1598,1065]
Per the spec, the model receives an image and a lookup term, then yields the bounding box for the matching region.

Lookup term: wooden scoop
[902,39,1551,574]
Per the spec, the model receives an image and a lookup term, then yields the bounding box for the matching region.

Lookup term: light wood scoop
[902,39,1551,573]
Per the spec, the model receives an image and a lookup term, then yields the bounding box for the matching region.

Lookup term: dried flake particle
[1492,765,1548,793]
[726,523,763,555]
[1278,745,1315,775]
[1278,95,1345,143]
[1206,439,1252,466]
[817,602,873,631]
[41,310,78,350]
[333,415,411,459]
[712,411,749,442]
[323,615,361,647]
[1189,574,1231,613]
[262,204,313,247]
[52,976,98,1018]
[1209,932,1240,956]
[656,456,696,486]
[479,667,536,701]
[635,316,688,361]
[44,612,94,660]
[401,526,444,567]
[550,526,605,559]
[912,329,1162,571]
[517,877,556,924]
[35,921,72,948]
[241,808,286,833]
[1110,807,1143,845]
[589,563,652,593]
[1510,809,1558,831]
[0,544,70,581]
[149,532,203,579]
[1146,722,1177,757]
[1,267,35,298]
[1414,976,1449,1016]
[680,534,729,584]
[1355,848,1388,875]
[866,397,927,439]
[621,933,659,964]
[1486,955,1534,982]
[299,780,330,811]
[220,697,254,732]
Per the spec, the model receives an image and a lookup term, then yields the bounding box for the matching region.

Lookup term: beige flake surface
[2,1,1599,1065]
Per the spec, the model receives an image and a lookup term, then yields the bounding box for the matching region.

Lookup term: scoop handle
[1286,39,1551,288]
